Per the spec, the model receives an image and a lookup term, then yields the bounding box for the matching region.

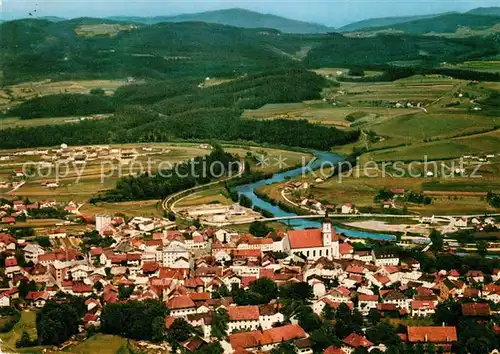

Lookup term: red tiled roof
[463,288,480,297]
[167,295,196,310]
[359,294,378,302]
[241,276,257,289]
[26,291,49,301]
[165,316,176,329]
[126,253,141,261]
[83,313,98,323]
[189,292,211,302]
[38,253,57,262]
[461,303,490,317]
[407,326,457,343]
[346,265,365,274]
[323,298,354,310]
[233,249,261,258]
[339,243,353,254]
[5,258,17,267]
[416,287,434,296]
[72,284,92,293]
[324,346,346,354]
[411,300,435,310]
[227,305,260,321]
[287,229,324,249]
[89,247,103,256]
[342,333,373,348]
[229,324,306,349]
[142,262,159,273]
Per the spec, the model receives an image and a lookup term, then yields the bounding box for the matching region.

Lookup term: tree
[193,218,202,229]
[280,282,313,301]
[248,277,278,304]
[239,194,253,208]
[18,279,37,299]
[195,342,224,354]
[90,88,105,96]
[367,308,381,325]
[365,323,401,346]
[34,236,51,248]
[322,304,335,321]
[118,284,135,300]
[37,301,82,345]
[211,308,229,339]
[477,240,488,255]
[101,300,167,341]
[270,342,296,354]
[249,221,271,237]
[166,318,194,350]
[348,67,365,77]
[429,230,444,253]
[151,316,165,342]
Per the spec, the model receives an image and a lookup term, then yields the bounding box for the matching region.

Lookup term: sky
[1,0,499,27]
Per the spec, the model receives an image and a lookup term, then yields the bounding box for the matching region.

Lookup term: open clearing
[75,24,138,37]
[0,79,126,114]
[80,200,162,217]
[63,334,131,354]
[176,187,233,207]
[0,311,37,352]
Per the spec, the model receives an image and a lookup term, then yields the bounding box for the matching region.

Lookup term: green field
[176,187,233,207]
[0,311,37,353]
[369,129,500,161]
[63,334,131,354]
[445,60,500,73]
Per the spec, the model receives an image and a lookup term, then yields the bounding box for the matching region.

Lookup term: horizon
[1,0,499,27]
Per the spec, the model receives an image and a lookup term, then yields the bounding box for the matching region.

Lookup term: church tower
[322,219,332,247]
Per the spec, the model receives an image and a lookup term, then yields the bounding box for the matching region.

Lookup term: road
[161,160,245,215]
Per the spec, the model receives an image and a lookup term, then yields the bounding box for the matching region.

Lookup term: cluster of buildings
[0,198,80,225]
[0,216,498,353]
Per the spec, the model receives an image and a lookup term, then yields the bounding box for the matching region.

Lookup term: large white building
[284,221,340,261]
[161,240,190,267]
[95,214,113,233]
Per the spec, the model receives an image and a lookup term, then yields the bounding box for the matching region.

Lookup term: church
[283,220,340,261]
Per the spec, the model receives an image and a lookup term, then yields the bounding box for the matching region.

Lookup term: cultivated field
[0,79,127,114]
[74,24,138,37]
[176,187,233,207]
[80,200,162,218]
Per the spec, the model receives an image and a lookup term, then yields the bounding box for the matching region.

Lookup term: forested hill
[1,17,499,87]
[467,7,500,16]
[0,69,360,151]
[108,8,333,33]
[0,19,306,85]
[352,13,500,35]
[338,13,449,33]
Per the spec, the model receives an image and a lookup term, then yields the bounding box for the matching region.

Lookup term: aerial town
[1,0,500,353]
[0,192,498,353]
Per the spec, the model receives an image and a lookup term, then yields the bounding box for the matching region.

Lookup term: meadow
[0,79,126,114]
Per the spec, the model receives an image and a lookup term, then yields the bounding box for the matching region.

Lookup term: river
[235,150,396,241]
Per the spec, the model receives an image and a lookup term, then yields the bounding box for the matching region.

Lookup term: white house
[23,243,46,263]
[259,305,284,330]
[411,300,435,317]
[227,305,260,333]
[358,294,378,314]
[162,240,190,267]
[372,249,399,266]
[167,295,197,317]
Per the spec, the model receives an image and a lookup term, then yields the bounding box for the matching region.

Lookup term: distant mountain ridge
[467,7,500,16]
[108,8,334,33]
[338,12,452,32]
